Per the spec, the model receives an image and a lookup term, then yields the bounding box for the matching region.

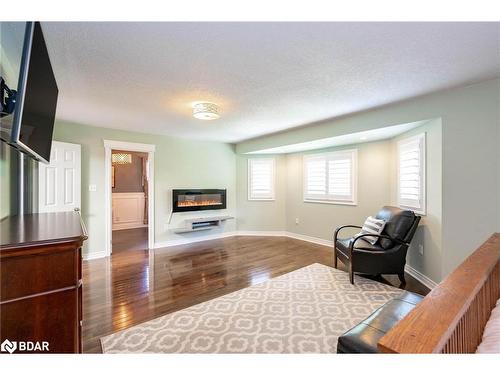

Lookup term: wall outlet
[418,244,424,256]
[295,218,300,225]
[88,184,97,192]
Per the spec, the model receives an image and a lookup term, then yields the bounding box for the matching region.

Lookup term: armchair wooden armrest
[333,225,362,270]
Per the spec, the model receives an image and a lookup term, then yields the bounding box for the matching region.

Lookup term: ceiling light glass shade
[112,153,132,164]
[193,102,220,120]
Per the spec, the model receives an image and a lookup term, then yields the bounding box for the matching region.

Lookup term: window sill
[248,198,276,202]
[399,205,426,216]
[304,199,357,206]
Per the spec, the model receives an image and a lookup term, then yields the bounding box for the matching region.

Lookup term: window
[397,133,426,214]
[303,149,357,205]
[248,158,275,200]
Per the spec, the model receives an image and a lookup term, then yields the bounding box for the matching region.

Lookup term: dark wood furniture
[0,211,87,353]
[379,233,500,353]
[334,206,421,284]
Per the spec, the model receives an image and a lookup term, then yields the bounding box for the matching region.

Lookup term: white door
[38,141,81,213]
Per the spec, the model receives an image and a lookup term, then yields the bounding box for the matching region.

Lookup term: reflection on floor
[83,234,430,353]
[112,227,148,253]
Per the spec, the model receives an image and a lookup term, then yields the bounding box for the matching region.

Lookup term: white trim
[83,250,107,261]
[303,149,358,206]
[104,139,155,256]
[152,230,332,250]
[303,199,357,206]
[284,231,334,247]
[112,224,148,230]
[103,140,156,153]
[235,230,286,237]
[404,264,437,290]
[154,231,238,248]
[247,158,276,201]
[397,133,426,215]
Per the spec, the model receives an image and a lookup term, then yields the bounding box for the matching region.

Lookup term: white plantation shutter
[306,156,327,196]
[398,133,426,213]
[304,150,357,204]
[248,158,275,200]
[328,157,351,198]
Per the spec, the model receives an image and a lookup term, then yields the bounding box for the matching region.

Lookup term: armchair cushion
[336,237,384,256]
[375,206,416,249]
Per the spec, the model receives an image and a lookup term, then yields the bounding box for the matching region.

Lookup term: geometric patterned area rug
[101,263,402,353]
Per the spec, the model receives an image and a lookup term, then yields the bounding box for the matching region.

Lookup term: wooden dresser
[0,212,87,353]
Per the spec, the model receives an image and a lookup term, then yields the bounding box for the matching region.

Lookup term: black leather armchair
[333,206,421,284]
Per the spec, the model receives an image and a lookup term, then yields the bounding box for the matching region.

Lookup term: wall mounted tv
[0,22,58,164]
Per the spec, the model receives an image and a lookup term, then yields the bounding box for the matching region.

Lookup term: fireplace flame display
[178,200,223,207]
[172,189,227,212]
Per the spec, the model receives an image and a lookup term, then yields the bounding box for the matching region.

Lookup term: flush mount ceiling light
[192,102,220,120]
[112,153,132,164]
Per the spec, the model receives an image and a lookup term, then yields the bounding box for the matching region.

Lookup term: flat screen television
[0,22,58,164]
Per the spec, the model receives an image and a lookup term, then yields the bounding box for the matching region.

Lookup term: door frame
[103,139,155,256]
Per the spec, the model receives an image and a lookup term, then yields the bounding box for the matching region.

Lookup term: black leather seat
[337,291,424,353]
[334,206,421,284]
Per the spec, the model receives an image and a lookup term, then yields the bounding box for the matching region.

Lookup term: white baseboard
[83,250,107,260]
[404,264,438,290]
[235,230,287,237]
[153,231,237,249]
[152,230,330,249]
[285,231,334,247]
[112,223,148,231]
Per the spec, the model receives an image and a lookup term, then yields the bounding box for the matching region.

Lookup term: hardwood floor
[111,227,148,253]
[83,233,429,353]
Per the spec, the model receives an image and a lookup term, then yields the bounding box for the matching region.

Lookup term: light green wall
[390,119,443,282]
[236,121,443,283]
[285,141,392,239]
[0,22,25,220]
[236,154,287,232]
[237,78,500,280]
[53,121,237,258]
[0,142,11,219]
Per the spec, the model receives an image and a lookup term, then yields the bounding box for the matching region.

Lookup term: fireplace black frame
[172,189,227,213]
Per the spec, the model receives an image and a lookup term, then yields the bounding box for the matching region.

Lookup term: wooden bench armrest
[378,233,500,353]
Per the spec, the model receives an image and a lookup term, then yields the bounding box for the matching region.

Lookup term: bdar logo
[1,339,17,354]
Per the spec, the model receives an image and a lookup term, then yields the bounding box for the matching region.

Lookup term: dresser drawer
[0,248,78,302]
[0,287,79,353]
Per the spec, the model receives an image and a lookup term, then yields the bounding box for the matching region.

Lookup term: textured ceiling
[41,22,500,143]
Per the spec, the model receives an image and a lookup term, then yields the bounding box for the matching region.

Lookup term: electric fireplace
[172,189,227,212]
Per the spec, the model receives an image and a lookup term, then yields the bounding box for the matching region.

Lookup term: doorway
[104,140,155,256]
[111,149,149,252]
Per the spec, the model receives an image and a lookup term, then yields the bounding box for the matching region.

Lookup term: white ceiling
[41,22,500,143]
[246,120,427,154]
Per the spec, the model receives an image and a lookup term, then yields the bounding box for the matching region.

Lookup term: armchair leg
[398,273,406,284]
[333,248,338,269]
[349,263,354,284]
